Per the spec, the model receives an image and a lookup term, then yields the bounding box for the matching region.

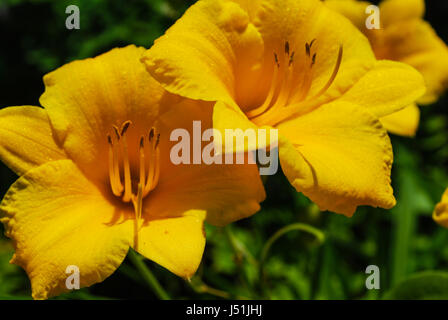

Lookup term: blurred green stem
[224,225,256,296]
[224,225,258,266]
[128,250,170,300]
[189,277,249,300]
[259,223,325,281]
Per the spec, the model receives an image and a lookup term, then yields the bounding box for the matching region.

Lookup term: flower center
[107,120,160,220]
[247,40,343,126]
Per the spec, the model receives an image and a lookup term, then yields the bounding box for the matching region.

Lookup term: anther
[285,41,290,56]
[113,126,121,140]
[274,53,280,68]
[289,52,295,67]
[149,127,155,141]
[155,134,161,149]
[121,120,132,136]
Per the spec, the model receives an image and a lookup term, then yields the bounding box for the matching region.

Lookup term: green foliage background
[0,0,448,300]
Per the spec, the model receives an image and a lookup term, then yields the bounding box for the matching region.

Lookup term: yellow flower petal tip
[142,0,423,215]
[433,189,448,229]
[0,45,265,299]
[380,104,421,137]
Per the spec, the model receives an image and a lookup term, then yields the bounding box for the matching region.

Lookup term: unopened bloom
[0,45,265,299]
[325,0,448,136]
[434,189,448,228]
[142,0,425,216]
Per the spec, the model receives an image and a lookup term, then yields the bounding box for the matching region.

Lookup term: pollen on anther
[274,53,280,68]
[155,134,161,149]
[289,52,295,66]
[121,120,132,136]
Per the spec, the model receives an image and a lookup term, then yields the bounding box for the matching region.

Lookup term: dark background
[0,0,448,300]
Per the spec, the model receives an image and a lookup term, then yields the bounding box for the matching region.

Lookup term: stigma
[107,121,160,220]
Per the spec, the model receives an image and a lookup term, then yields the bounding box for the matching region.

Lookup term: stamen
[295,47,316,102]
[107,122,161,228]
[250,40,344,127]
[139,136,146,191]
[311,53,316,67]
[121,120,132,136]
[311,45,343,99]
[246,53,281,118]
[108,135,122,197]
[121,125,133,203]
[112,139,123,194]
[155,133,161,149]
[274,53,280,68]
[289,52,295,67]
[132,183,143,222]
[144,130,161,196]
[113,126,121,140]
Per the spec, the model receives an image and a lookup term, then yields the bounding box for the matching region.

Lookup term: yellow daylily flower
[141,0,425,216]
[325,0,448,136]
[0,45,265,299]
[434,188,448,228]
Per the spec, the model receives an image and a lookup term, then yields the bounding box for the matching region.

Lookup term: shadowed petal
[278,101,395,216]
[0,160,134,299]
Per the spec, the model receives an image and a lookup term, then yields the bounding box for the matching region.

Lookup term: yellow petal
[0,160,133,299]
[141,0,264,109]
[134,210,206,279]
[212,101,276,153]
[151,99,266,227]
[380,104,420,137]
[39,45,166,180]
[324,0,372,30]
[0,106,67,176]
[144,160,265,228]
[377,20,448,105]
[278,101,395,216]
[380,0,425,26]
[337,60,426,118]
[434,188,448,228]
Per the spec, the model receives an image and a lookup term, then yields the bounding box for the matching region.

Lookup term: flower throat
[248,40,343,126]
[107,121,160,220]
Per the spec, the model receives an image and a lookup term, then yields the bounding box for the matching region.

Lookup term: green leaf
[385,271,448,300]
